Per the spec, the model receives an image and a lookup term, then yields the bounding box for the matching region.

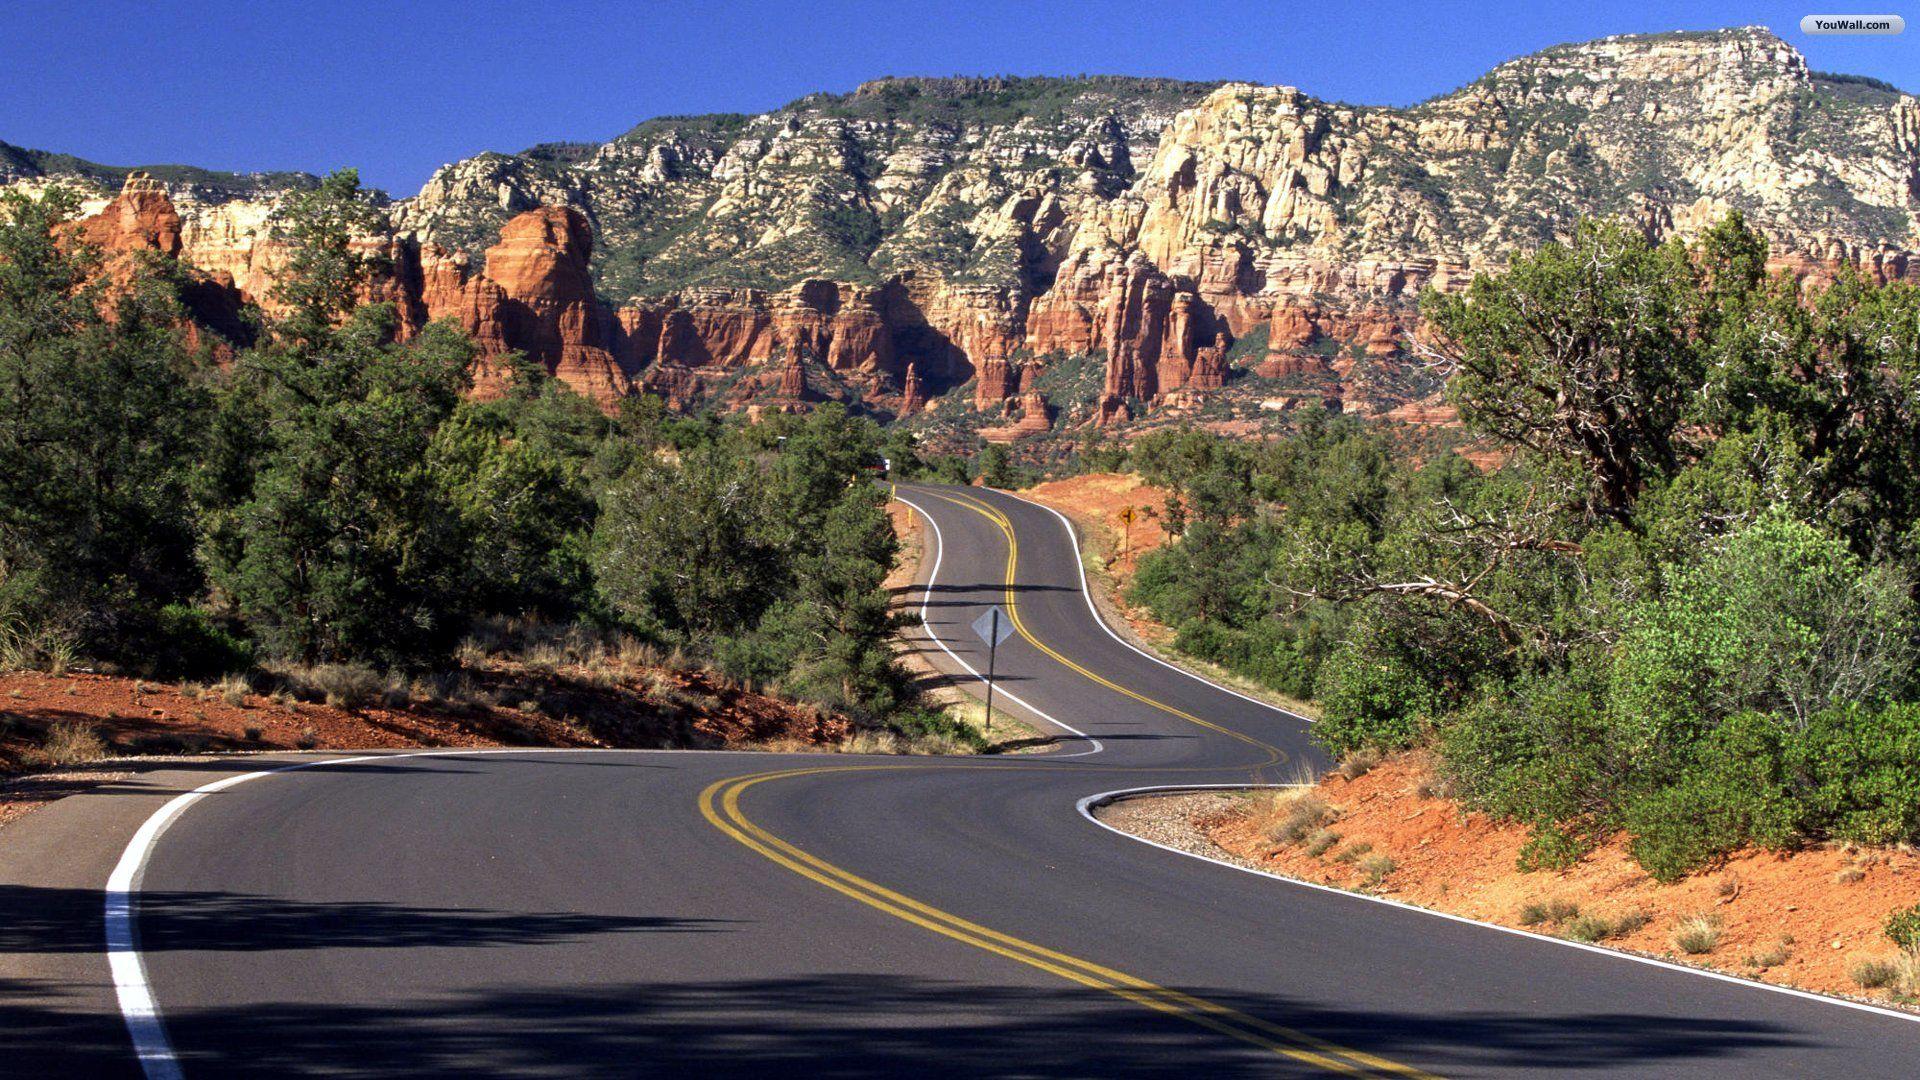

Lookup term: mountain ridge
[8,26,1917,438]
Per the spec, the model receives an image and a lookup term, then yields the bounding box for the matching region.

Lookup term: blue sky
[6,1,1915,195]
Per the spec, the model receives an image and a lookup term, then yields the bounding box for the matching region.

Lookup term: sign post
[1118,505,1137,564]
[970,605,1015,731]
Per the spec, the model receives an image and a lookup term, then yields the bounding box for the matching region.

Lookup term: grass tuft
[1260,790,1334,846]
[39,721,106,765]
[1357,853,1397,887]
[1519,897,1581,926]
[1672,914,1724,955]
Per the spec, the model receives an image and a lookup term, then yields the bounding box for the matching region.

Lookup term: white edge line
[1076,783,1920,1028]
[894,490,1103,758]
[1001,488,1317,725]
[107,742,896,1078]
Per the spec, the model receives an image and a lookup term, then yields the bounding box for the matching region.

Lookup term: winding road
[5,482,1920,1077]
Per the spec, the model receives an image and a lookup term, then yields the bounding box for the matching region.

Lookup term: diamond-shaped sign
[971,606,1014,648]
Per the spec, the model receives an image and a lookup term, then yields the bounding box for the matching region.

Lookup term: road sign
[971,606,1014,648]
[970,606,1012,732]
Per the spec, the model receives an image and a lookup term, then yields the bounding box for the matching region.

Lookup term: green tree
[1425,219,1717,521]
[0,187,210,664]
[1609,511,1915,760]
[198,171,475,666]
[977,442,1017,489]
[429,361,613,620]
[761,484,909,716]
[592,445,783,642]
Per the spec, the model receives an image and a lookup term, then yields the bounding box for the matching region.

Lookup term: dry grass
[1332,840,1373,865]
[1746,938,1793,970]
[1673,914,1725,955]
[39,721,106,766]
[0,620,77,675]
[214,675,251,707]
[1303,828,1341,857]
[1357,853,1397,887]
[1337,747,1381,781]
[264,663,392,710]
[1259,789,1334,846]
[1518,898,1582,927]
[1562,908,1650,944]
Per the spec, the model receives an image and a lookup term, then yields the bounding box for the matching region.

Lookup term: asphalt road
[6,482,1920,1077]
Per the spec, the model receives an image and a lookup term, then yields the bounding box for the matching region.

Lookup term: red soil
[1205,752,1920,1006]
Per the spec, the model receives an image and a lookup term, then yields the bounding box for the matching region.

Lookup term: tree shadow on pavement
[0,883,730,957]
[144,973,1816,1079]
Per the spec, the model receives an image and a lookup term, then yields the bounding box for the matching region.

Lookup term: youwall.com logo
[1799,13,1905,33]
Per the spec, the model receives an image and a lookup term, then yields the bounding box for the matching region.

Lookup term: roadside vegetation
[1093,215,1920,883]
[0,173,978,768]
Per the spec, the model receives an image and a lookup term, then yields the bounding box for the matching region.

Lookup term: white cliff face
[6,27,1915,423]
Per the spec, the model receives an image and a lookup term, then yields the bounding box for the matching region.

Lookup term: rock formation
[15,28,1919,425]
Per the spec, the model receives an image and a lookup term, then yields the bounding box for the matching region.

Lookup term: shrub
[1885,904,1920,952]
[887,706,988,753]
[149,605,254,680]
[1518,898,1581,926]
[1261,791,1333,845]
[1439,670,1615,846]
[1332,841,1372,864]
[1357,853,1397,887]
[1314,640,1435,756]
[1672,914,1723,955]
[1850,957,1901,989]
[1622,712,1803,882]
[40,721,105,766]
[1795,704,1920,847]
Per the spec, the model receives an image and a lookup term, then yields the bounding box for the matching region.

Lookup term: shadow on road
[7,970,1812,1079]
[0,883,729,957]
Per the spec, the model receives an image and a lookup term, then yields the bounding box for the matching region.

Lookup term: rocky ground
[1098,756,1920,1009]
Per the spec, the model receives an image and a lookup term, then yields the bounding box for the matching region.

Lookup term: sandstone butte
[28,27,1920,429]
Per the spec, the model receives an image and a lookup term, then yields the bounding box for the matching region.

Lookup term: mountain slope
[9,27,1917,432]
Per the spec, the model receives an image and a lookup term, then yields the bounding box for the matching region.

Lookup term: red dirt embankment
[1201,753,1920,1007]
[0,657,847,830]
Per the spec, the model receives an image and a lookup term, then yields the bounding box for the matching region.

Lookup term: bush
[148,605,254,679]
[1518,898,1580,926]
[1313,640,1436,756]
[1622,714,1803,881]
[39,721,105,766]
[1795,704,1920,846]
[1672,914,1723,955]
[1261,791,1333,845]
[887,706,988,753]
[1886,905,1920,952]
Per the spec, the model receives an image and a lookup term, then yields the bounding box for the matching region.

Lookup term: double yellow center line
[927,487,1286,768]
[700,766,1435,1077]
